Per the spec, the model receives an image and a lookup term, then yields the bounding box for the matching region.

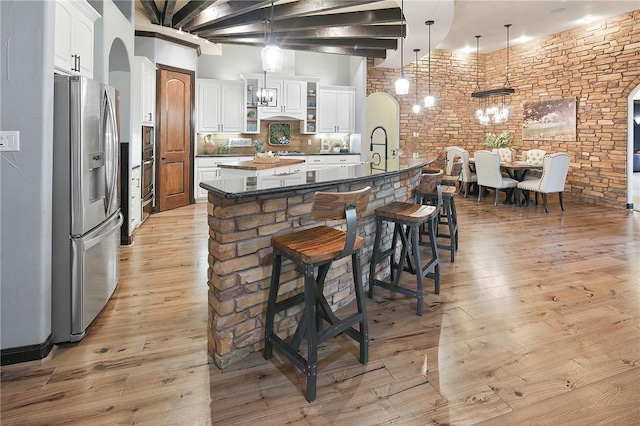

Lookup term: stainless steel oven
[141,126,154,222]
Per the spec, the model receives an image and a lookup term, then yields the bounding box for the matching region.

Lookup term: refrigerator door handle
[83,213,124,250]
[103,88,119,217]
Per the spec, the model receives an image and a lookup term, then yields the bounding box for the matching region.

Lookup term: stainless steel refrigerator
[52,75,123,343]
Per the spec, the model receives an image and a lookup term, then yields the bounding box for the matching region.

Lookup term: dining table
[469,158,543,205]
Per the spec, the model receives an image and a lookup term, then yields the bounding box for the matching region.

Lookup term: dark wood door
[156,67,193,212]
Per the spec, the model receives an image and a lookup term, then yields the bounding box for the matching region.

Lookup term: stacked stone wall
[207,168,421,368]
[367,10,640,208]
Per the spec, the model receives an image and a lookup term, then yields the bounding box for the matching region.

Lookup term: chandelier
[472,25,515,125]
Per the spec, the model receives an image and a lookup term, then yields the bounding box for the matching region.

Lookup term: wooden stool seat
[369,198,441,316]
[374,201,437,223]
[264,186,371,402]
[272,225,364,264]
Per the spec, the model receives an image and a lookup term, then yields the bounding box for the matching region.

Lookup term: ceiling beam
[204,38,386,58]
[198,8,401,37]
[162,0,177,27]
[216,25,404,39]
[172,0,217,29]
[139,0,161,25]
[208,36,397,50]
[183,1,272,31]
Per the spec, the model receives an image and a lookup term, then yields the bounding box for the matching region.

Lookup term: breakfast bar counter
[200,159,429,368]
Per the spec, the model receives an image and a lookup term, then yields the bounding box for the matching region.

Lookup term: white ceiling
[438,0,640,54]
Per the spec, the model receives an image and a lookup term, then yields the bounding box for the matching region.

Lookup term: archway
[108,37,131,145]
[366,92,399,171]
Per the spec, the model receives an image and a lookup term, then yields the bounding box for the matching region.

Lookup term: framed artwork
[522,97,576,141]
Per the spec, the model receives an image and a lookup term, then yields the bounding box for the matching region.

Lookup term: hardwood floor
[2,195,639,425]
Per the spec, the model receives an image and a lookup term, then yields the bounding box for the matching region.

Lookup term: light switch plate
[0,131,20,151]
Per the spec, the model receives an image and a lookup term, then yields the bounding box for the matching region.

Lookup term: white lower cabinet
[130,166,141,229]
[195,156,243,201]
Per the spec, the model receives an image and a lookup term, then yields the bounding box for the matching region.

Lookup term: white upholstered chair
[493,148,514,163]
[517,153,570,213]
[447,147,477,197]
[474,150,518,206]
[522,149,546,165]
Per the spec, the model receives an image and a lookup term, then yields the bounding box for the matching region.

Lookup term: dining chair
[474,150,519,206]
[522,149,546,165]
[447,147,477,197]
[493,148,514,163]
[521,149,547,181]
[517,153,570,213]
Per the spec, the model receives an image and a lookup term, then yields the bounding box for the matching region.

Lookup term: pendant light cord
[475,35,481,92]
[269,1,275,44]
[427,21,431,95]
[504,24,512,88]
[400,0,404,77]
[414,49,420,104]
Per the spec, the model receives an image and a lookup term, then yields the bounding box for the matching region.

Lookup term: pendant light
[424,20,435,108]
[412,49,421,113]
[472,24,515,124]
[261,1,283,72]
[394,0,409,95]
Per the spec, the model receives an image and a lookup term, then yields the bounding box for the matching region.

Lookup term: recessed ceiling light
[513,35,532,44]
[458,46,476,54]
[579,15,599,24]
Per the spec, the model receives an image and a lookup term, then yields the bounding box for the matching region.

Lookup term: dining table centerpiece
[484,131,512,149]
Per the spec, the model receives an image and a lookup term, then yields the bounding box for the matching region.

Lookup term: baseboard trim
[1,334,54,366]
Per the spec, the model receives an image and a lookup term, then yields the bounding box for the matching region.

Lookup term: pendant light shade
[423,20,435,108]
[261,1,283,72]
[412,48,421,113]
[261,45,283,72]
[395,0,409,95]
[395,76,410,95]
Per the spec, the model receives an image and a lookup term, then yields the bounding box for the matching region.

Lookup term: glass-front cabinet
[243,76,260,134]
[303,81,317,134]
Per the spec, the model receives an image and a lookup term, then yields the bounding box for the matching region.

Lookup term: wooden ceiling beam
[139,0,162,25]
[172,0,217,29]
[197,8,401,37]
[190,0,386,32]
[211,25,404,39]
[208,36,397,50]
[162,0,177,27]
[183,1,272,31]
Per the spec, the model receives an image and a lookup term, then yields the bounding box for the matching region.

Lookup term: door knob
[161,156,167,160]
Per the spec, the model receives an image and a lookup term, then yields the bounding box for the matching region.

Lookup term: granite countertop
[218,158,305,171]
[196,152,361,158]
[201,159,431,199]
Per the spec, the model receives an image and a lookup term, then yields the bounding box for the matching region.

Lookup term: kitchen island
[201,159,430,368]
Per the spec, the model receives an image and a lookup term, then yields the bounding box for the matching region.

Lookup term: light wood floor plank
[2,198,639,424]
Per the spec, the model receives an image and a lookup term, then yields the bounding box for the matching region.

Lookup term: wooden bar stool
[368,196,440,316]
[264,186,372,402]
[416,170,459,262]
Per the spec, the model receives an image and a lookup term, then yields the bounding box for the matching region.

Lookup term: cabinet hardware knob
[161,156,167,160]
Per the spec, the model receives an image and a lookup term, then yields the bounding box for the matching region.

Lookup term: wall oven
[141,126,154,223]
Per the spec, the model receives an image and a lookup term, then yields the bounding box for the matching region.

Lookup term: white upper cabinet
[317,86,355,133]
[140,58,156,125]
[54,0,100,78]
[260,77,306,120]
[197,79,243,133]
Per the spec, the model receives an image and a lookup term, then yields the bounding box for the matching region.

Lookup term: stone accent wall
[367,10,640,208]
[207,168,421,368]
